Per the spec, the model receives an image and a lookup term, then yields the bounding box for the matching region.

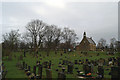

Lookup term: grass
[2,50,120,78]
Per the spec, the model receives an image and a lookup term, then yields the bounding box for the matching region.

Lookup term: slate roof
[86,37,96,45]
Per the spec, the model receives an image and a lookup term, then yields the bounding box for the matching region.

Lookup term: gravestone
[23,62,25,69]
[67,64,74,74]
[62,60,65,65]
[25,64,28,73]
[48,61,51,69]
[36,61,40,66]
[58,72,66,80]
[0,66,1,72]
[46,69,52,79]
[43,61,48,68]
[24,51,26,57]
[98,66,104,78]
[111,66,120,80]
[61,53,63,56]
[62,67,66,73]
[83,64,91,75]
[33,66,36,76]
[38,65,42,79]
[75,60,78,64]
[117,58,120,66]
[19,55,23,60]
[28,66,30,71]
[25,64,27,69]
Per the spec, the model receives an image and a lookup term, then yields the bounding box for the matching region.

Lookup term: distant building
[76,32,96,51]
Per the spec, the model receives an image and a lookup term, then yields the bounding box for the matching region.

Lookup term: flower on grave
[87,73,91,76]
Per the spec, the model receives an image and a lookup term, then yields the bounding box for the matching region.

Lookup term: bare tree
[97,38,106,50]
[43,25,55,56]
[52,25,62,51]
[26,19,46,53]
[62,27,78,51]
[110,38,116,49]
[2,29,20,56]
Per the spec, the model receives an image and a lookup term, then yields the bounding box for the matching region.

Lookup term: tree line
[2,19,120,56]
[2,19,78,56]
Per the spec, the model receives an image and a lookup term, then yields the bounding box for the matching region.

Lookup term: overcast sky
[1,1,118,44]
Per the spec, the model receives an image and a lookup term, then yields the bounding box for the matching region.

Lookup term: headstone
[38,65,42,79]
[28,66,30,71]
[111,66,120,80]
[98,66,104,78]
[33,66,36,76]
[83,64,91,75]
[62,67,66,73]
[36,61,40,66]
[23,62,25,69]
[48,61,51,69]
[75,60,78,64]
[46,69,52,79]
[43,61,48,68]
[0,66,1,72]
[61,53,63,56]
[25,64,27,69]
[117,58,120,66]
[58,72,66,80]
[67,64,74,74]
[24,51,26,57]
[20,55,23,60]
[40,54,41,57]
[62,60,65,65]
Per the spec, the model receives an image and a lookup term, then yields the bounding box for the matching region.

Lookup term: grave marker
[38,65,42,79]
[58,72,66,80]
[98,66,104,79]
[111,66,120,80]
[28,66,30,71]
[46,69,52,79]
[67,64,73,74]
[33,66,36,76]
[23,62,25,69]
[24,51,26,57]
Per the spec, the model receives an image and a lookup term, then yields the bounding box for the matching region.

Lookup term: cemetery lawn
[2,51,120,78]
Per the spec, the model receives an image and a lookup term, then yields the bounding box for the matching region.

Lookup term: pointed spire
[83,32,86,37]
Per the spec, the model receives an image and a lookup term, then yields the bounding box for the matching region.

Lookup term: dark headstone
[58,72,66,80]
[111,66,120,80]
[23,62,25,69]
[75,60,78,64]
[24,51,26,57]
[46,69,52,79]
[98,66,104,78]
[62,67,66,73]
[67,64,74,74]
[28,66,30,71]
[25,64,27,69]
[0,66,1,72]
[62,60,65,65]
[38,65,42,79]
[33,66,36,76]
[43,61,48,68]
[61,53,63,56]
[117,58,120,66]
[83,64,91,75]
